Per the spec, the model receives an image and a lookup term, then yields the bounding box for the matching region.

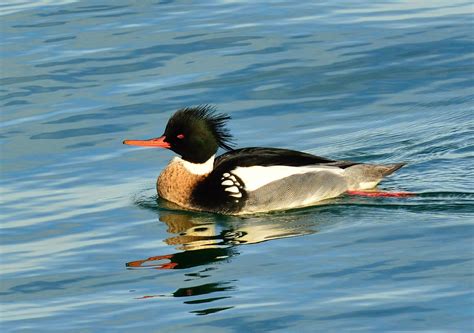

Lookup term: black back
[214,147,350,169]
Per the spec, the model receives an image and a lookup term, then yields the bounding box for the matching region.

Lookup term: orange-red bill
[123,135,170,148]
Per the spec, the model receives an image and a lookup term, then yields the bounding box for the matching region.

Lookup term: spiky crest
[169,105,234,151]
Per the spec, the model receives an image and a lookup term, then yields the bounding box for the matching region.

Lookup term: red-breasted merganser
[123,106,406,215]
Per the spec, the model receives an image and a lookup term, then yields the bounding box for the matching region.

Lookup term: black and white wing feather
[211,148,356,213]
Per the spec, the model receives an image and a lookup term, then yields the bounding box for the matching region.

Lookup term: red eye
[177,134,185,139]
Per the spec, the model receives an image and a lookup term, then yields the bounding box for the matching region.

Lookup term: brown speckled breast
[157,159,207,210]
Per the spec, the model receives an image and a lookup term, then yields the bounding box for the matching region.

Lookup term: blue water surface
[1,0,473,332]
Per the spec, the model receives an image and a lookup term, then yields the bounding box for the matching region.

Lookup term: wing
[214,147,337,169]
[192,148,358,213]
[213,147,357,192]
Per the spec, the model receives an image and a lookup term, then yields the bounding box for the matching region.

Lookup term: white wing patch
[221,173,244,199]
[232,165,344,191]
[225,186,240,193]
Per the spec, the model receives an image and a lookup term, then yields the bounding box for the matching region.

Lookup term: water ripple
[1,1,473,332]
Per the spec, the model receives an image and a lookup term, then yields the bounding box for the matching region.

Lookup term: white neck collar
[174,155,215,175]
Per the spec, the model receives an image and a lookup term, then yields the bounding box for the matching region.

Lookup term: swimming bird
[123,106,405,215]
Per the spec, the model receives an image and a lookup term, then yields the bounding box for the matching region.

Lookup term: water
[1,0,473,331]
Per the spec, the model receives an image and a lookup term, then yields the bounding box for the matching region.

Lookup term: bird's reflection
[128,196,324,314]
[127,199,316,270]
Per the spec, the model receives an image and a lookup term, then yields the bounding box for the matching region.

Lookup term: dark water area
[1,1,473,332]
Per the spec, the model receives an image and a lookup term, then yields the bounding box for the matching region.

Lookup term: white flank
[177,155,215,175]
[232,165,344,191]
[357,181,379,190]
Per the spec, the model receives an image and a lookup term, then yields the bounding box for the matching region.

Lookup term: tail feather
[344,162,406,190]
[382,162,406,176]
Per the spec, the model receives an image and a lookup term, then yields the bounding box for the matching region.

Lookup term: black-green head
[123,105,234,163]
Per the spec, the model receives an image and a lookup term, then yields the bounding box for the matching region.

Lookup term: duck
[123,105,406,215]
